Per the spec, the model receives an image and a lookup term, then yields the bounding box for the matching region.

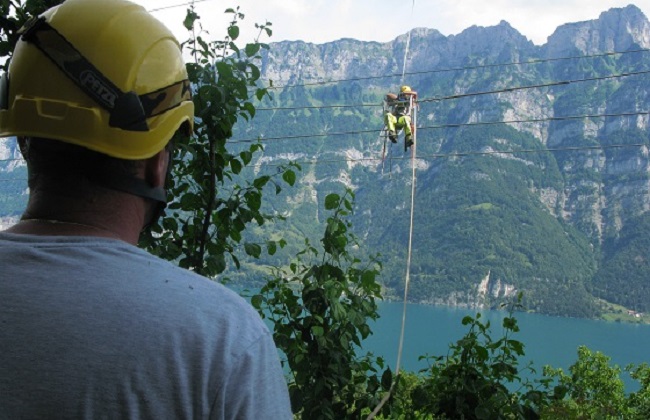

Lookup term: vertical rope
[396,96,417,377]
[367,97,418,420]
[367,3,418,416]
[399,0,416,86]
[400,31,411,86]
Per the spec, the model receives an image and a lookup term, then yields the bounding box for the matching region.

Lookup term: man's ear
[144,149,169,188]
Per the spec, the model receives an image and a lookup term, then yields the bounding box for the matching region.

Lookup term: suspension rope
[368,1,417,417]
[400,30,412,87]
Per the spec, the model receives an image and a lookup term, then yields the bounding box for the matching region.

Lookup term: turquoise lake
[362,301,650,391]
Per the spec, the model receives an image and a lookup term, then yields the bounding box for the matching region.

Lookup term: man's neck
[6,190,147,245]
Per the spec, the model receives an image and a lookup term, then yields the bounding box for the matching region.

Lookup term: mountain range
[2,5,650,319]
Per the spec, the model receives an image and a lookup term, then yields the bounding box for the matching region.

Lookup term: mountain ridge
[239,4,650,318]
[2,5,650,318]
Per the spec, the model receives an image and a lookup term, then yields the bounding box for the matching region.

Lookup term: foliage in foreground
[382,313,650,420]
[139,6,298,277]
[406,304,554,419]
[251,189,650,420]
[252,190,391,419]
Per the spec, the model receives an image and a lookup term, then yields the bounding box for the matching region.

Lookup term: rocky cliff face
[0,138,24,226]
[544,5,650,56]
[255,4,650,242]
[243,4,650,314]
[0,138,22,172]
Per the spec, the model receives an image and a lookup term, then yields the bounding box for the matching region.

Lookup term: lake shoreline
[382,296,650,326]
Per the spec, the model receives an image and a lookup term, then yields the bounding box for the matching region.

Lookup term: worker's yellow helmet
[401,85,412,93]
[0,0,193,160]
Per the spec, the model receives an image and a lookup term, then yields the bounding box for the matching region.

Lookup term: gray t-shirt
[0,232,291,419]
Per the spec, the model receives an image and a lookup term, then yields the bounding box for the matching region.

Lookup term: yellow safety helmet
[400,85,412,93]
[0,0,193,160]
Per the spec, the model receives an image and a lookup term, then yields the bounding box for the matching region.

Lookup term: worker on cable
[384,85,416,151]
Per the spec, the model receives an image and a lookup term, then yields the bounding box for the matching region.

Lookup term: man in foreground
[0,0,291,418]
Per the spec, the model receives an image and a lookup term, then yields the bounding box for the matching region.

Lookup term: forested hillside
[231,4,650,318]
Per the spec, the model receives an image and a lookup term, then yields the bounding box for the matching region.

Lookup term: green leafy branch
[252,189,390,419]
[140,7,296,277]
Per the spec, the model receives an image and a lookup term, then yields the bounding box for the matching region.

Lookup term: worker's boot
[405,135,414,151]
[388,130,397,143]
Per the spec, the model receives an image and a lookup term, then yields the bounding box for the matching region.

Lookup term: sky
[131,0,650,46]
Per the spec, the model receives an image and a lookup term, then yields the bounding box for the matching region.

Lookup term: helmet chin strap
[87,172,167,230]
[89,145,175,233]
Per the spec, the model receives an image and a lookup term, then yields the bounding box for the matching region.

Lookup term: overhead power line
[247,141,650,169]
[420,69,650,103]
[1,111,646,160]
[270,48,650,89]
[256,69,650,111]
[1,140,648,182]
[227,110,650,144]
[257,103,376,111]
[147,0,214,13]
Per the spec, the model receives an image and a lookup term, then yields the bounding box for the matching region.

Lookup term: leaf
[249,64,261,82]
[231,254,240,269]
[251,294,263,309]
[227,25,240,40]
[0,41,11,57]
[507,339,525,356]
[229,228,242,242]
[245,43,260,57]
[197,36,209,55]
[503,316,518,331]
[205,254,226,274]
[255,88,267,101]
[244,242,261,258]
[267,241,277,256]
[162,217,178,232]
[230,158,242,174]
[245,191,261,211]
[253,175,270,188]
[240,150,253,165]
[282,169,296,186]
[243,101,256,118]
[361,270,376,288]
[339,334,348,348]
[553,384,568,399]
[216,61,233,78]
[180,192,201,209]
[311,326,324,337]
[324,193,340,210]
[381,368,393,391]
[476,345,488,361]
[183,10,198,31]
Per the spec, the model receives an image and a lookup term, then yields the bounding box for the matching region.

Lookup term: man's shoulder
[0,233,265,339]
